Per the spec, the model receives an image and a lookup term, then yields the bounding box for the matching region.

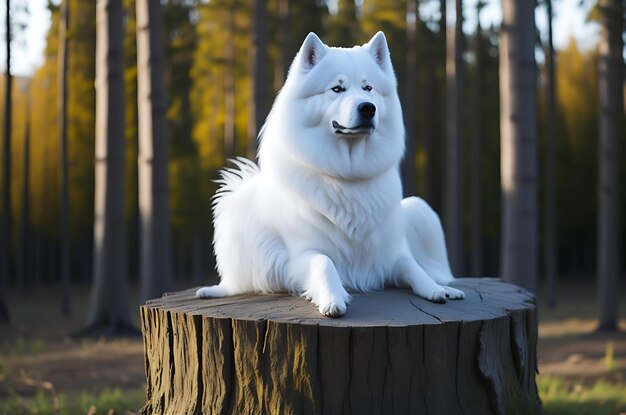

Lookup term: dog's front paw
[313,289,350,318]
[443,286,465,300]
[319,300,347,318]
[425,286,448,304]
[196,287,214,298]
[196,285,230,298]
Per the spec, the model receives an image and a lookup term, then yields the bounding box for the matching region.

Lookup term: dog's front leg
[291,252,350,317]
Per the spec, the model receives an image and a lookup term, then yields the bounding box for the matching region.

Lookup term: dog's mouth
[332,121,375,136]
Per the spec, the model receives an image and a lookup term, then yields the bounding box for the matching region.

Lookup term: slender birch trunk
[16,88,30,294]
[544,0,557,307]
[421,26,436,204]
[0,0,12,322]
[470,2,483,277]
[274,0,289,90]
[57,0,71,317]
[596,0,623,331]
[247,0,268,159]
[223,4,236,158]
[136,0,172,303]
[402,0,417,196]
[83,0,134,335]
[444,0,464,275]
[499,0,538,293]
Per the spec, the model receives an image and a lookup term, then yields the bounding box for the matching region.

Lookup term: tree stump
[140,278,541,415]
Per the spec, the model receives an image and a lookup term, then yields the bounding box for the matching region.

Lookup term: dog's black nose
[358,102,376,119]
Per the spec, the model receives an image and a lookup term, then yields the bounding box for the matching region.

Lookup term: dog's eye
[363,85,373,92]
[331,86,345,93]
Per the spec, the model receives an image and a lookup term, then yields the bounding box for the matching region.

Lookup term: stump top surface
[145,278,535,327]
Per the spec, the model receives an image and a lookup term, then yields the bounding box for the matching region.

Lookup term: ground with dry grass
[1,278,625,414]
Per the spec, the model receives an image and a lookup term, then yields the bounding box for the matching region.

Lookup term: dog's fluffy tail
[213,157,260,201]
[210,157,289,294]
[402,196,454,284]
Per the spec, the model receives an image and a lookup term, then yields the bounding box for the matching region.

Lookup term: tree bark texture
[141,278,541,415]
[247,0,268,159]
[0,0,12,322]
[470,2,483,277]
[420,26,436,205]
[274,0,289,90]
[57,0,71,317]
[543,0,557,307]
[444,0,464,276]
[16,93,30,293]
[87,0,133,332]
[401,0,417,197]
[136,0,173,303]
[596,0,623,330]
[223,4,236,159]
[499,0,538,293]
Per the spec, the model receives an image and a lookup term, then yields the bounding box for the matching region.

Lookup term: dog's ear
[366,31,392,72]
[299,32,327,70]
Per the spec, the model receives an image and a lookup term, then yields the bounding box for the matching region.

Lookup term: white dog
[196,32,464,317]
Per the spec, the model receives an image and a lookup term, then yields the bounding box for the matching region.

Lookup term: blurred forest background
[0,0,624,327]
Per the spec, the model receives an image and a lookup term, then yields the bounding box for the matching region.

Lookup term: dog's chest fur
[284,166,402,241]
[315,179,388,239]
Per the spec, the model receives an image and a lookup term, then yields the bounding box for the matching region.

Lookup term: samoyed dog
[196,32,465,317]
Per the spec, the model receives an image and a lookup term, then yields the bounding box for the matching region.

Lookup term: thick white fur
[196,32,464,317]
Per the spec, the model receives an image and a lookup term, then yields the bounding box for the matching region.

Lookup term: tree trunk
[444,0,464,275]
[470,2,483,277]
[141,278,541,414]
[16,88,30,294]
[82,0,135,337]
[436,0,446,214]
[247,0,268,159]
[401,0,417,196]
[544,0,557,307]
[0,0,12,322]
[123,0,139,283]
[223,4,236,159]
[596,0,623,331]
[421,24,436,205]
[57,0,71,317]
[274,0,289,90]
[499,0,538,293]
[136,0,173,303]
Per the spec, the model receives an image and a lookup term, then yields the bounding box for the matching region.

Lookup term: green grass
[0,355,9,377]
[8,337,46,356]
[603,341,616,371]
[539,375,626,415]
[0,387,145,415]
[4,377,624,415]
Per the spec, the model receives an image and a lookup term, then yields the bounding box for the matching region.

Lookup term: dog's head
[259,32,405,181]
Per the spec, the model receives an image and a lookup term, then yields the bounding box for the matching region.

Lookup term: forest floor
[0,278,625,414]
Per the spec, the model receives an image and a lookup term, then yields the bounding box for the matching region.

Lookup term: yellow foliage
[556,38,598,154]
[29,57,60,239]
[0,76,30,230]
